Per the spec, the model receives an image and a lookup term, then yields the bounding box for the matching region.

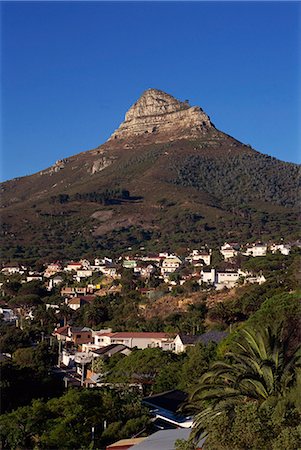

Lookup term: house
[47,275,64,290]
[110,332,175,350]
[220,243,239,260]
[53,326,93,345]
[143,389,193,429]
[238,269,266,285]
[44,262,63,277]
[174,331,228,353]
[90,343,131,359]
[216,270,240,289]
[186,248,212,266]
[80,259,91,269]
[1,264,24,275]
[134,264,155,278]
[26,274,43,282]
[61,287,76,297]
[244,274,266,285]
[90,331,175,351]
[61,286,88,297]
[65,262,82,272]
[98,264,119,277]
[61,349,76,367]
[270,243,291,255]
[161,255,182,276]
[200,268,216,285]
[76,269,93,279]
[140,254,161,263]
[73,344,132,386]
[243,242,267,257]
[67,297,89,311]
[95,257,113,266]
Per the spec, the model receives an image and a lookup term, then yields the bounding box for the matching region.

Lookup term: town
[1,240,294,326]
[1,237,299,449]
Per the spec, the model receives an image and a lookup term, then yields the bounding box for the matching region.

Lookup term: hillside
[1,89,299,263]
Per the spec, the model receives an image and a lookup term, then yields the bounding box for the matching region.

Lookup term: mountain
[1,89,299,263]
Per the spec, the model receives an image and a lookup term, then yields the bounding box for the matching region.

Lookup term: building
[67,297,90,311]
[1,264,24,275]
[53,326,92,345]
[200,268,216,285]
[220,243,239,260]
[270,243,291,255]
[216,270,240,288]
[65,262,82,272]
[89,331,175,351]
[243,242,267,257]
[161,255,182,276]
[143,390,193,429]
[186,249,212,266]
[174,331,228,353]
[44,262,63,277]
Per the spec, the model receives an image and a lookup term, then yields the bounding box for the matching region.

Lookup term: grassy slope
[1,130,299,263]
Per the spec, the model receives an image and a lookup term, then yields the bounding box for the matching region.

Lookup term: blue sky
[1,1,300,181]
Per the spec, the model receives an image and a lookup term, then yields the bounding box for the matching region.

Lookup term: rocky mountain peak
[108,88,214,142]
[125,88,190,120]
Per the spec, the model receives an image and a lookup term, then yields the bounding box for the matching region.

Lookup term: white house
[186,249,212,266]
[26,274,43,282]
[1,264,24,275]
[80,259,91,269]
[161,255,182,275]
[200,268,216,285]
[215,271,240,289]
[65,262,82,272]
[67,297,88,311]
[220,243,239,260]
[134,264,155,277]
[270,244,291,256]
[98,265,118,277]
[244,242,267,257]
[76,269,93,279]
[87,331,175,351]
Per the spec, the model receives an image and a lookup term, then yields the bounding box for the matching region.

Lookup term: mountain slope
[1,89,299,263]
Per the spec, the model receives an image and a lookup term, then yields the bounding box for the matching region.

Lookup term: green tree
[189,325,301,442]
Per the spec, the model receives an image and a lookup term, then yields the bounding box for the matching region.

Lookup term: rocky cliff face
[109,88,215,142]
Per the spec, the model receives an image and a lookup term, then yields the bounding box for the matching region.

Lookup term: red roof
[95,332,115,337]
[54,326,69,336]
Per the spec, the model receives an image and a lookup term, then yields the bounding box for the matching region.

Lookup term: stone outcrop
[108,88,214,142]
[91,156,113,174]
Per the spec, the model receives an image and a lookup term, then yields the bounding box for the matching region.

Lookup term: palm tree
[189,325,301,441]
